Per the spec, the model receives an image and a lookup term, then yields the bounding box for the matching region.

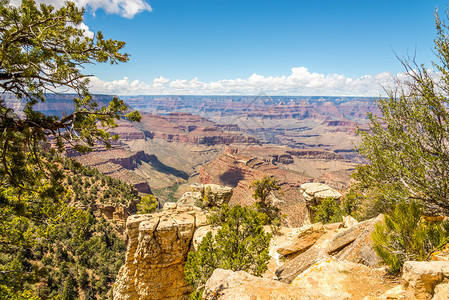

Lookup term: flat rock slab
[204,268,332,300]
[276,222,325,256]
[327,214,383,254]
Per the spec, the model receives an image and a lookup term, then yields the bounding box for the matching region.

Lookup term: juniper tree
[184,205,271,299]
[355,10,449,216]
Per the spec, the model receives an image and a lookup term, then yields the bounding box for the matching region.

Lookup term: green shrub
[372,201,449,273]
[313,197,342,224]
[185,205,271,299]
[137,194,159,214]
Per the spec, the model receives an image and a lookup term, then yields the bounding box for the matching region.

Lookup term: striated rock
[300,182,342,202]
[335,214,384,266]
[113,186,233,300]
[276,222,325,256]
[327,215,383,254]
[203,268,331,300]
[275,229,336,283]
[402,261,449,300]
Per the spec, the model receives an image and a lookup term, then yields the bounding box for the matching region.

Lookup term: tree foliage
[372,201,449,273]
[250,176,283,226]
[0,1,140,297]
[184,205,271,299]
[137,194,158,214]
[354,11,449,215]
[0,0,141,193]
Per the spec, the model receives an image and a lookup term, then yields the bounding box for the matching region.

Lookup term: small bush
[313,197,342,224]
[372,201,449,273]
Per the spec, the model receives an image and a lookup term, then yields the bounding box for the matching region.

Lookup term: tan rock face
[327,215,383,254]
[276,222,325,256]
[275,229,335,283]
[113,185,233,300]
[203,268,332,300]
[300,182,342,203]
[178,183,233,208]
[432,282,449,300]
[334,214,384,267]
[402,261,449,300]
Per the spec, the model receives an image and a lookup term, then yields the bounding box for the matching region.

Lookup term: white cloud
[9,0,151,18]
[88,67,403,96]
[74,22,94,39]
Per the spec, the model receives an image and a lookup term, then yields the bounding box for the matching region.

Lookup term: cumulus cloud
[88,67,402,96]
[9,0,151,18]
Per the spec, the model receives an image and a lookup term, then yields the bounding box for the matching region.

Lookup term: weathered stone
[275,230,335,283]
[163,202,177,211]
[192,225,216,251]
[178,191,202,205]
[276,222,325,256]
[292,258,400,300]
[327,215,383,254]
[431,282,449,300]
[343,215,359,228]
[402,261,449,300]
[114,184,233,300]
[363,285,405,300]
[335,214,384,266]
[189,183,233,207]
[324,222,344,230]
[194,212,209,228]
[314,189,343,201]
[113,212,195,300]
[203,268,331,300]
[291,259,353,299]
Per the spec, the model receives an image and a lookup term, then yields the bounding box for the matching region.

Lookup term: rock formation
[113,185,228,300]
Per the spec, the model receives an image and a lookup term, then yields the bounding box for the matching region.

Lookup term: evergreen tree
[250,176,283,226]
[137,194,159,214]
[354,11,449,215]
[185,205,271,299]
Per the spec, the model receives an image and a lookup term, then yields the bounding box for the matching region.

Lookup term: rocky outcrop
[275,214,383,283]
[90,201,138,235]
[203,268,332,300]
[276,222,325,256]
[113,186,231,300]
[300,182,342,203]
[402,261,449,300]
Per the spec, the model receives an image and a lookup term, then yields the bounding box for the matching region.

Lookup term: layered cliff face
[198,147,354,227]
[113,184,231,300]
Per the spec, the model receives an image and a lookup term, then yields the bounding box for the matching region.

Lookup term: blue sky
[35,0,449,96]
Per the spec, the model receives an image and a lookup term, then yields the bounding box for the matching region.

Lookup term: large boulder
[185,183,233,207]
[203,268,331,300]
[275,229,336,283]
[334,214,384,266]
[402,261,449,300]
[291,258,399,300]
[432,282,449,300]
[276,222,325,256]
[327,214,383,254]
